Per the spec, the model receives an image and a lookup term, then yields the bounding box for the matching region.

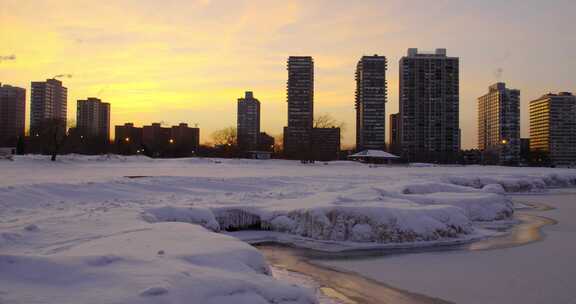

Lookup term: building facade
[529,92,576,166]
[283,56,314,159]
[312,128,341,161]
[115,123,143,155]
[170,123,200,156]
[30,78,67,135]
[258,132,275,152]
[399,48,460,163]
[389,113,400,155]
[355,55,387,151]
[76,97,111,140]
[237,91,261,152]
[0,83,26,147]
[477,83,520,165]
[116,122,199,157]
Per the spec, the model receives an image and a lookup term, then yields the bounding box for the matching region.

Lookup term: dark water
[257,201,555,304]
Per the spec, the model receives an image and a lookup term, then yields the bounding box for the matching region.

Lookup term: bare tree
[273,134,283,154]
[211,126,238,158]
[212,126,237,146]
[313,113,346,130]
[37,118,70,161]
[313,113,346,139]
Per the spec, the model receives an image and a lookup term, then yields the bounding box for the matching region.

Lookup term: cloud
[53,74,73,78]
[0,54,16,62]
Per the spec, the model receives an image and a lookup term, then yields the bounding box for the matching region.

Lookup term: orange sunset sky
[1,0,575,148]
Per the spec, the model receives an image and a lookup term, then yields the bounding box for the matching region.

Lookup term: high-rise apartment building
[76,97,111,140]
[399,48,460,163]
[283,56,314,158]
[478,83,520,165]
[355,55,387,151]
[529,92,576,166]
[237,91,261,152]
[30,78,68,135]
[389,113,400,154]
[0,83,26,147]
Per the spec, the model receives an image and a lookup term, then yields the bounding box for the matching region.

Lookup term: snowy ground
[1,155,576,303]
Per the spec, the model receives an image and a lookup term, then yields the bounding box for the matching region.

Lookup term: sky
[1,0,575,148]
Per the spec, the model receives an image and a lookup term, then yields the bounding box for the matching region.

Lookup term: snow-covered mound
[2,156,576,302]
[0,222,316,304]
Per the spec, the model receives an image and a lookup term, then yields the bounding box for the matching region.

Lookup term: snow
[348,149,399,158]
[1,155,576,303]
[317,189,576,304]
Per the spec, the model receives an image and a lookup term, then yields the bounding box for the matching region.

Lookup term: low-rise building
[312,127,340,161]
[115,122,199,157]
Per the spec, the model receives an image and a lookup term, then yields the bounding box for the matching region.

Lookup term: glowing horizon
[1,0,575,148]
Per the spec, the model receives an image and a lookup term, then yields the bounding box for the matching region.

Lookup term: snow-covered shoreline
[1,155,576,303]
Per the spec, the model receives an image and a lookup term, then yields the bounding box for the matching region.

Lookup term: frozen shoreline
[314,190,575,303]
[1,156,576,303]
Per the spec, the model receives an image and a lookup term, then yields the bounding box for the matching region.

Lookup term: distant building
[0,83,26,147]
[116,122,199,157]
[76,97,111,141]
[258,132,275,152]
[399,48,460,163]
[460,149,482,165]
[478,83,520,165]
[529,92,576,166]
[237,91,261,152]
[142,123,172,157]
[115,123,143,155]
[520,138,531,164]
[30,78,67,135]
[355,55,387,151]
[284,56,314,159]
[170,123,200,157]
[389,113,400,154]
[312,128,340,161]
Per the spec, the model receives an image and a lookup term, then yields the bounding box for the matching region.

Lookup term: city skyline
[1,0,575,148]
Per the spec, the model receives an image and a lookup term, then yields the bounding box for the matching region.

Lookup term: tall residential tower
[529,92,576,166]
[0,83,26,147]
[76,97,111,140]
[237,91,261,152]
[399,48,460,163]
[283,56,314,159]
[478,83,520,164]
[30,78,68,135]
[355,55,387,151]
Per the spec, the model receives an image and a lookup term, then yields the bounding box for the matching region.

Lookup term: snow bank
[143,206,220,231]
[143,200,475,244]
[0,223,316,304]
[264,204,472,243]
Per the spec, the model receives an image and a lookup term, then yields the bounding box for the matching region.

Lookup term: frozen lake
[305,190,576,303]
